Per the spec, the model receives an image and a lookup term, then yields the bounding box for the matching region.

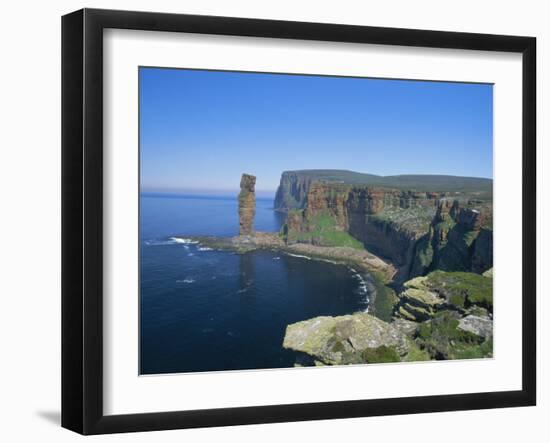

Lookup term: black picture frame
[62,8,536,435]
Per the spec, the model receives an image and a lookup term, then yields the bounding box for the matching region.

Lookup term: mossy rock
[424,270,493,312]
[451,337,493,359]
[415,311,492,360]
[361,345,401,363]
[398,305,417,321]
[283,313,410,365]
[403,338,431,362]
[400,303,433,322]
[401,288,444,308]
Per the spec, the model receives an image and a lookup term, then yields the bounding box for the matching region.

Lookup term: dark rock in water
[238,173,256,236]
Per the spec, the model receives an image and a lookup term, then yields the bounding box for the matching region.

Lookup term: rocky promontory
[283,312,422,365]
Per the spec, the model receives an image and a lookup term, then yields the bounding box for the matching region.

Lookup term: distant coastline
[141,191,277,200]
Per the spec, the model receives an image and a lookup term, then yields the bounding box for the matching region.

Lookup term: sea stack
[238,173,256,236]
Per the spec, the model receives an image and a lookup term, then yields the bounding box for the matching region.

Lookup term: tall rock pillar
[239,173,256,236]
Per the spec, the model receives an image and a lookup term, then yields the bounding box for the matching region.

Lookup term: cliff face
[280,178,493,280]
[409,201,493,279]
[274,169,493,212]
[274,171,313,211]
[238,174,256,236]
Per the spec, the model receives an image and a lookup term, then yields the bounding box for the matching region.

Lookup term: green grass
[280,170,493,194]
[463,229,480,247]
[361,345,401,363]
[452,337,493,359]
[291,212,365,249]
[433,215,456,232]
[416,311,490,359]
[403,339,431,362]
[425,271,493,311]
[369,271,399,322]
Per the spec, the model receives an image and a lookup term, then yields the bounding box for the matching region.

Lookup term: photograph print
[139,67,493,375]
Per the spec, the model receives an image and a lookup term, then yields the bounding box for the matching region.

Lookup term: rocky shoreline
[194,232,396,279]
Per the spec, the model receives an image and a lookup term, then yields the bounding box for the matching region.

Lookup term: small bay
[140,194,370,374]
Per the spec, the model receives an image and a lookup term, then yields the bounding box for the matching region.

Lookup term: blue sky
[140,67,493,196]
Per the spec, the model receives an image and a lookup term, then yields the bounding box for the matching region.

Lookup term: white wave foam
[349,267,370,311]
[170,237,199,244]
[176,278,195,284]
[285,253,311,260]
[144,237,200,246]
[198,246,213,251]
[272,256,281,260]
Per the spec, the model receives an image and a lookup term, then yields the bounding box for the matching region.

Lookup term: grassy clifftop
[279,169,493,194]
[285,210,365,249]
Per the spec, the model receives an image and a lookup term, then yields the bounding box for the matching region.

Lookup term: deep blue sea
[140,194,369,374]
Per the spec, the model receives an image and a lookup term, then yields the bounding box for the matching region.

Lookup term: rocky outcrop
[394,270,493,322]
[458,315,493,339]
[283,313,414,365]
[395,276,445,322]
[238,174,256,236]
[390,270,493,360]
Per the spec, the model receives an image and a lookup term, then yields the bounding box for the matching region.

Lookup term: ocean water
[140,194,369,374]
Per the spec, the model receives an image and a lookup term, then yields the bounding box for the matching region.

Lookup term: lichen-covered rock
[458,315,493,339]
[402,287,444,308]
[395,275,443,321]
[394,270,493,326]
[238,173,256,236]
[465,305,491,319]
[283,313,410,365]
[398,302,433,322]
[482,267,493,278]
[391,318,419,337]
